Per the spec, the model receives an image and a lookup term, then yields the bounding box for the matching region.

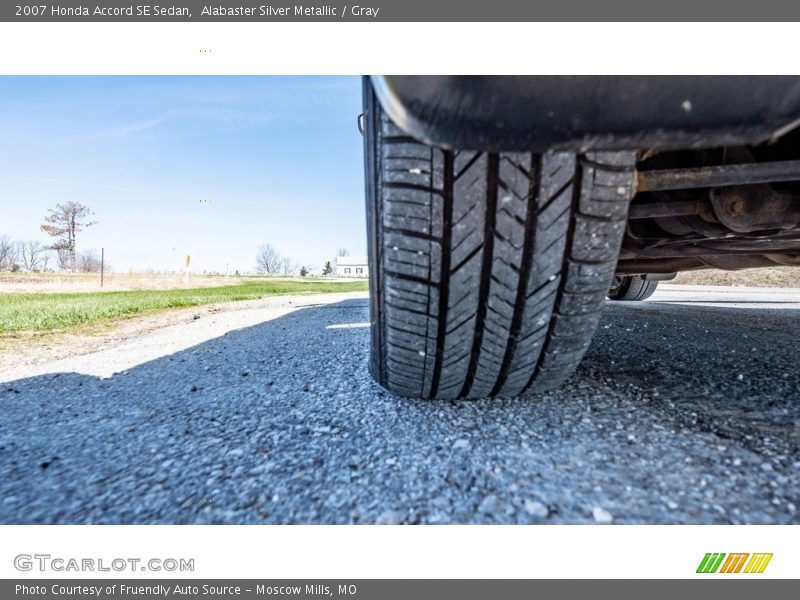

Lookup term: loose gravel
[0,288,798,524]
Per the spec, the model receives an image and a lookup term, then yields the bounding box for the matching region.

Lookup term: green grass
[0,279,368,334]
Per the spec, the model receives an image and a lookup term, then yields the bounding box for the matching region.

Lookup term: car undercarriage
[620,137,800,275]
[364,76,800,399]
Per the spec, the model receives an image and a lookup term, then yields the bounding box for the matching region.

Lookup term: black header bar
[4,1,800,22]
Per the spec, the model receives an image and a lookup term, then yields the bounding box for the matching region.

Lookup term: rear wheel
[364,81,637,399]
[607,275,659,301]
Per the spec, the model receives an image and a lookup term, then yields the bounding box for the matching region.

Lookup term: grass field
[0,272,329,293]
[0,279,368,334]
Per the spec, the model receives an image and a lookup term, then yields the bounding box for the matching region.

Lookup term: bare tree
[255,244,283,276]
[0,235,18,271]
[18,240,49,272]
[55,248,72,272]
[337,247,349,257]
[78,250,102,273]
[40,201,96,272]
[280,256,294,276]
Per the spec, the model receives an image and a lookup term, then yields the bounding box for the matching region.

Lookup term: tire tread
[366,83,636,399]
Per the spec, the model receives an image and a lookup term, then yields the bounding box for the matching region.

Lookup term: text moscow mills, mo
[16,583,359,597]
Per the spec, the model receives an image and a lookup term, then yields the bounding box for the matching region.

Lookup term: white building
[335,255,369,278]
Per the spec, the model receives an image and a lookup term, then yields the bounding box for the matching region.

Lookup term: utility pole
[100,247,105,288]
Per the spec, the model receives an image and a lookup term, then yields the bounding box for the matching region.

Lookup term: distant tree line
[0,235,105,273]
[255,244,295,276]
[1,201,102,273]
[254,246,352,278]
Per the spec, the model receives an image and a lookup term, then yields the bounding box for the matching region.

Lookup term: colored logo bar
[697,553,773,574]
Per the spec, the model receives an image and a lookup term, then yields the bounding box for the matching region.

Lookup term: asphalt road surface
[1,285,798,524]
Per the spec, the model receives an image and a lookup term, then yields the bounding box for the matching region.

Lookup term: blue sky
[0,76,366,273]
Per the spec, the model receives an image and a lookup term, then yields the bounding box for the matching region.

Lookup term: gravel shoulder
[0,286,797,524]
[0,292,363,378]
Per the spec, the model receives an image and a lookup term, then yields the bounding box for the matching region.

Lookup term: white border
[0,23,799,75]
[1,19,798,582]
[1,525,797,579]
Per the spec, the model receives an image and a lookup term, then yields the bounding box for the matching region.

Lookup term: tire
[607,276,659,301]
[364,81,637,399]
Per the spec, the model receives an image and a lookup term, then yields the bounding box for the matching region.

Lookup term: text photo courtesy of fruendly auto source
[0,76,798,525]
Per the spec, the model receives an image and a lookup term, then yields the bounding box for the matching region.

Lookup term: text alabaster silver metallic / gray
[6,0,800,21]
